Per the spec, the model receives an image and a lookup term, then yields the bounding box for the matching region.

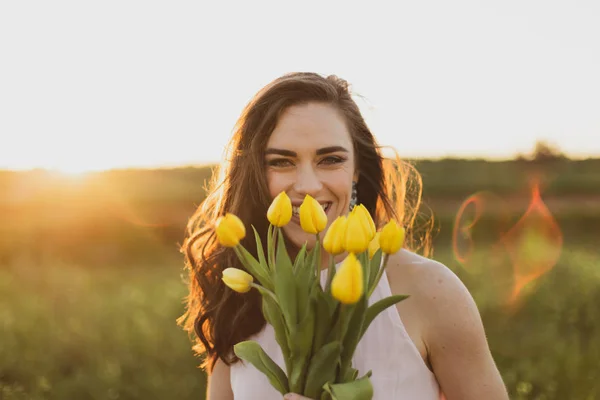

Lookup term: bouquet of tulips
[215,191,407,400]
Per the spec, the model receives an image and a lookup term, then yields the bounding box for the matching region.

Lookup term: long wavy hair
[177,72,434,372]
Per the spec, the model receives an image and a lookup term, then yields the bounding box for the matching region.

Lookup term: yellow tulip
[215,213,246,247]
[368,232,381,259]
[344,207,372,254]
[222,268,253,293]
[299,194,328,234]
[331,253,364,304]
[355,204,376,240]
[267,191,292,227]
[323,216,348,255]
[379,220,405,254]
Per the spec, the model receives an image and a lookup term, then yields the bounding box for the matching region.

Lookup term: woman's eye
[320,156,345,165]
[267,158,293,167]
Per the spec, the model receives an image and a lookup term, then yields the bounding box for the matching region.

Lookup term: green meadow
[1,157,599,399]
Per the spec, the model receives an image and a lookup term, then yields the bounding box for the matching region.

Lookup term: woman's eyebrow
[264,146,349,157]
[264,148,296,157]
[316,146,349,155]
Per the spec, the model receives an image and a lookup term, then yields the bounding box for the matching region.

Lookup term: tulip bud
[222,268,254,293]
[331,253,364,304]
[267,191,292,227]
[299,195,328,234]
[323,216,348,255]
[355,204,376,240]
[344,207,372,254]
[379,220,405,254]
[215,213,246,247]
[368,232,381,259]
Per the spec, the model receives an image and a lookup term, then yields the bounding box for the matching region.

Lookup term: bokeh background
[2,145,599,399]
[1,1,599,399]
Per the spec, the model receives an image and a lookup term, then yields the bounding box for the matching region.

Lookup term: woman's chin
[282,226,316,249]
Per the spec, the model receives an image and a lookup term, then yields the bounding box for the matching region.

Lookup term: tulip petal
[323,216,348,255]
[299,197,317,234]
[222,267,253,293]
[368,232,381,259]
[380,220,405,254]
[344,211,370,254]
[357,204,376,240]
[267,192,292,227]
[216,213,246,247]
[331,253,364,304]
[299,194,328,234]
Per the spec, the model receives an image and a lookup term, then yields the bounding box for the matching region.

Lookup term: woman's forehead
[266,103,353,151]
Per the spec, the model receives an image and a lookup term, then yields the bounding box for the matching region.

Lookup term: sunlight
[49,159,111,177]
[55,165,94,178]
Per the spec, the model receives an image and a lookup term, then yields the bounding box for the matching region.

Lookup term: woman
[178,72,509,399]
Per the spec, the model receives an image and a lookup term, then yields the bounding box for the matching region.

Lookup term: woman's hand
[284,393,313,400]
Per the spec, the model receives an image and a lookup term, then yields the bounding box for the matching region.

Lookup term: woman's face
[265,102,357,249]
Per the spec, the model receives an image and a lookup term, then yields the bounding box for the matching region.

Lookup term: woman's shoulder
[385,249,457,292]
[385,249,477,327]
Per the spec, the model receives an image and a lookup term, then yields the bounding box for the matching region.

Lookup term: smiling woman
[264,103,357,251]
[178,72,509,400]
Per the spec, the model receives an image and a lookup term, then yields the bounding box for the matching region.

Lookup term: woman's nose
[294,165,323,195]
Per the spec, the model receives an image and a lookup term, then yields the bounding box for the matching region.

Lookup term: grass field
[1,158,599,399]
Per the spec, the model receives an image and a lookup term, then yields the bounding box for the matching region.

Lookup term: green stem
[314,233,321,278]
[367,253,390,298]
[270,226,278,267]
[249,282,279,304]
[335,303,353,380]
[233,245,252,270]
[324,254,336,293]
[357,252,369,294]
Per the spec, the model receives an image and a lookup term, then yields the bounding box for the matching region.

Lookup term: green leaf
[254,285,291,375]
[313,290,336,351]
[320,391,333,400]
[323,372,373,400]
[360,294,409,340]
[233,341,290,395]
[288,289,317,392]
[305,245,318,273]
[324,303,342,346]
[368,249,382,292]
[252,226,268,270]
[294,250,319,323]
[274,229,297,332]
[339,296,368,379]
[357,252,369,292]
[293,243,308,274]
[293,242,315,323]
[235,245,273,291]
[324,256,336,293]
[303,341,343,398]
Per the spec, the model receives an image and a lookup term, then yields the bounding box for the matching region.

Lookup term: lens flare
[452,177,563,308]
[452,191,511,269]
[501,179,563,307]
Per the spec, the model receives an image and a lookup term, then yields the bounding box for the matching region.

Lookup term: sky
[1,0,599,172]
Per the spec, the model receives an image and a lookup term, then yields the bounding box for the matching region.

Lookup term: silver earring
[349,181,358,211]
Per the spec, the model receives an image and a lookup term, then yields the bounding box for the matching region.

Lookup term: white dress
[230,260,443,399]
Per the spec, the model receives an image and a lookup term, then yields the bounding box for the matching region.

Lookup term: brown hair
[177,72,433,372]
